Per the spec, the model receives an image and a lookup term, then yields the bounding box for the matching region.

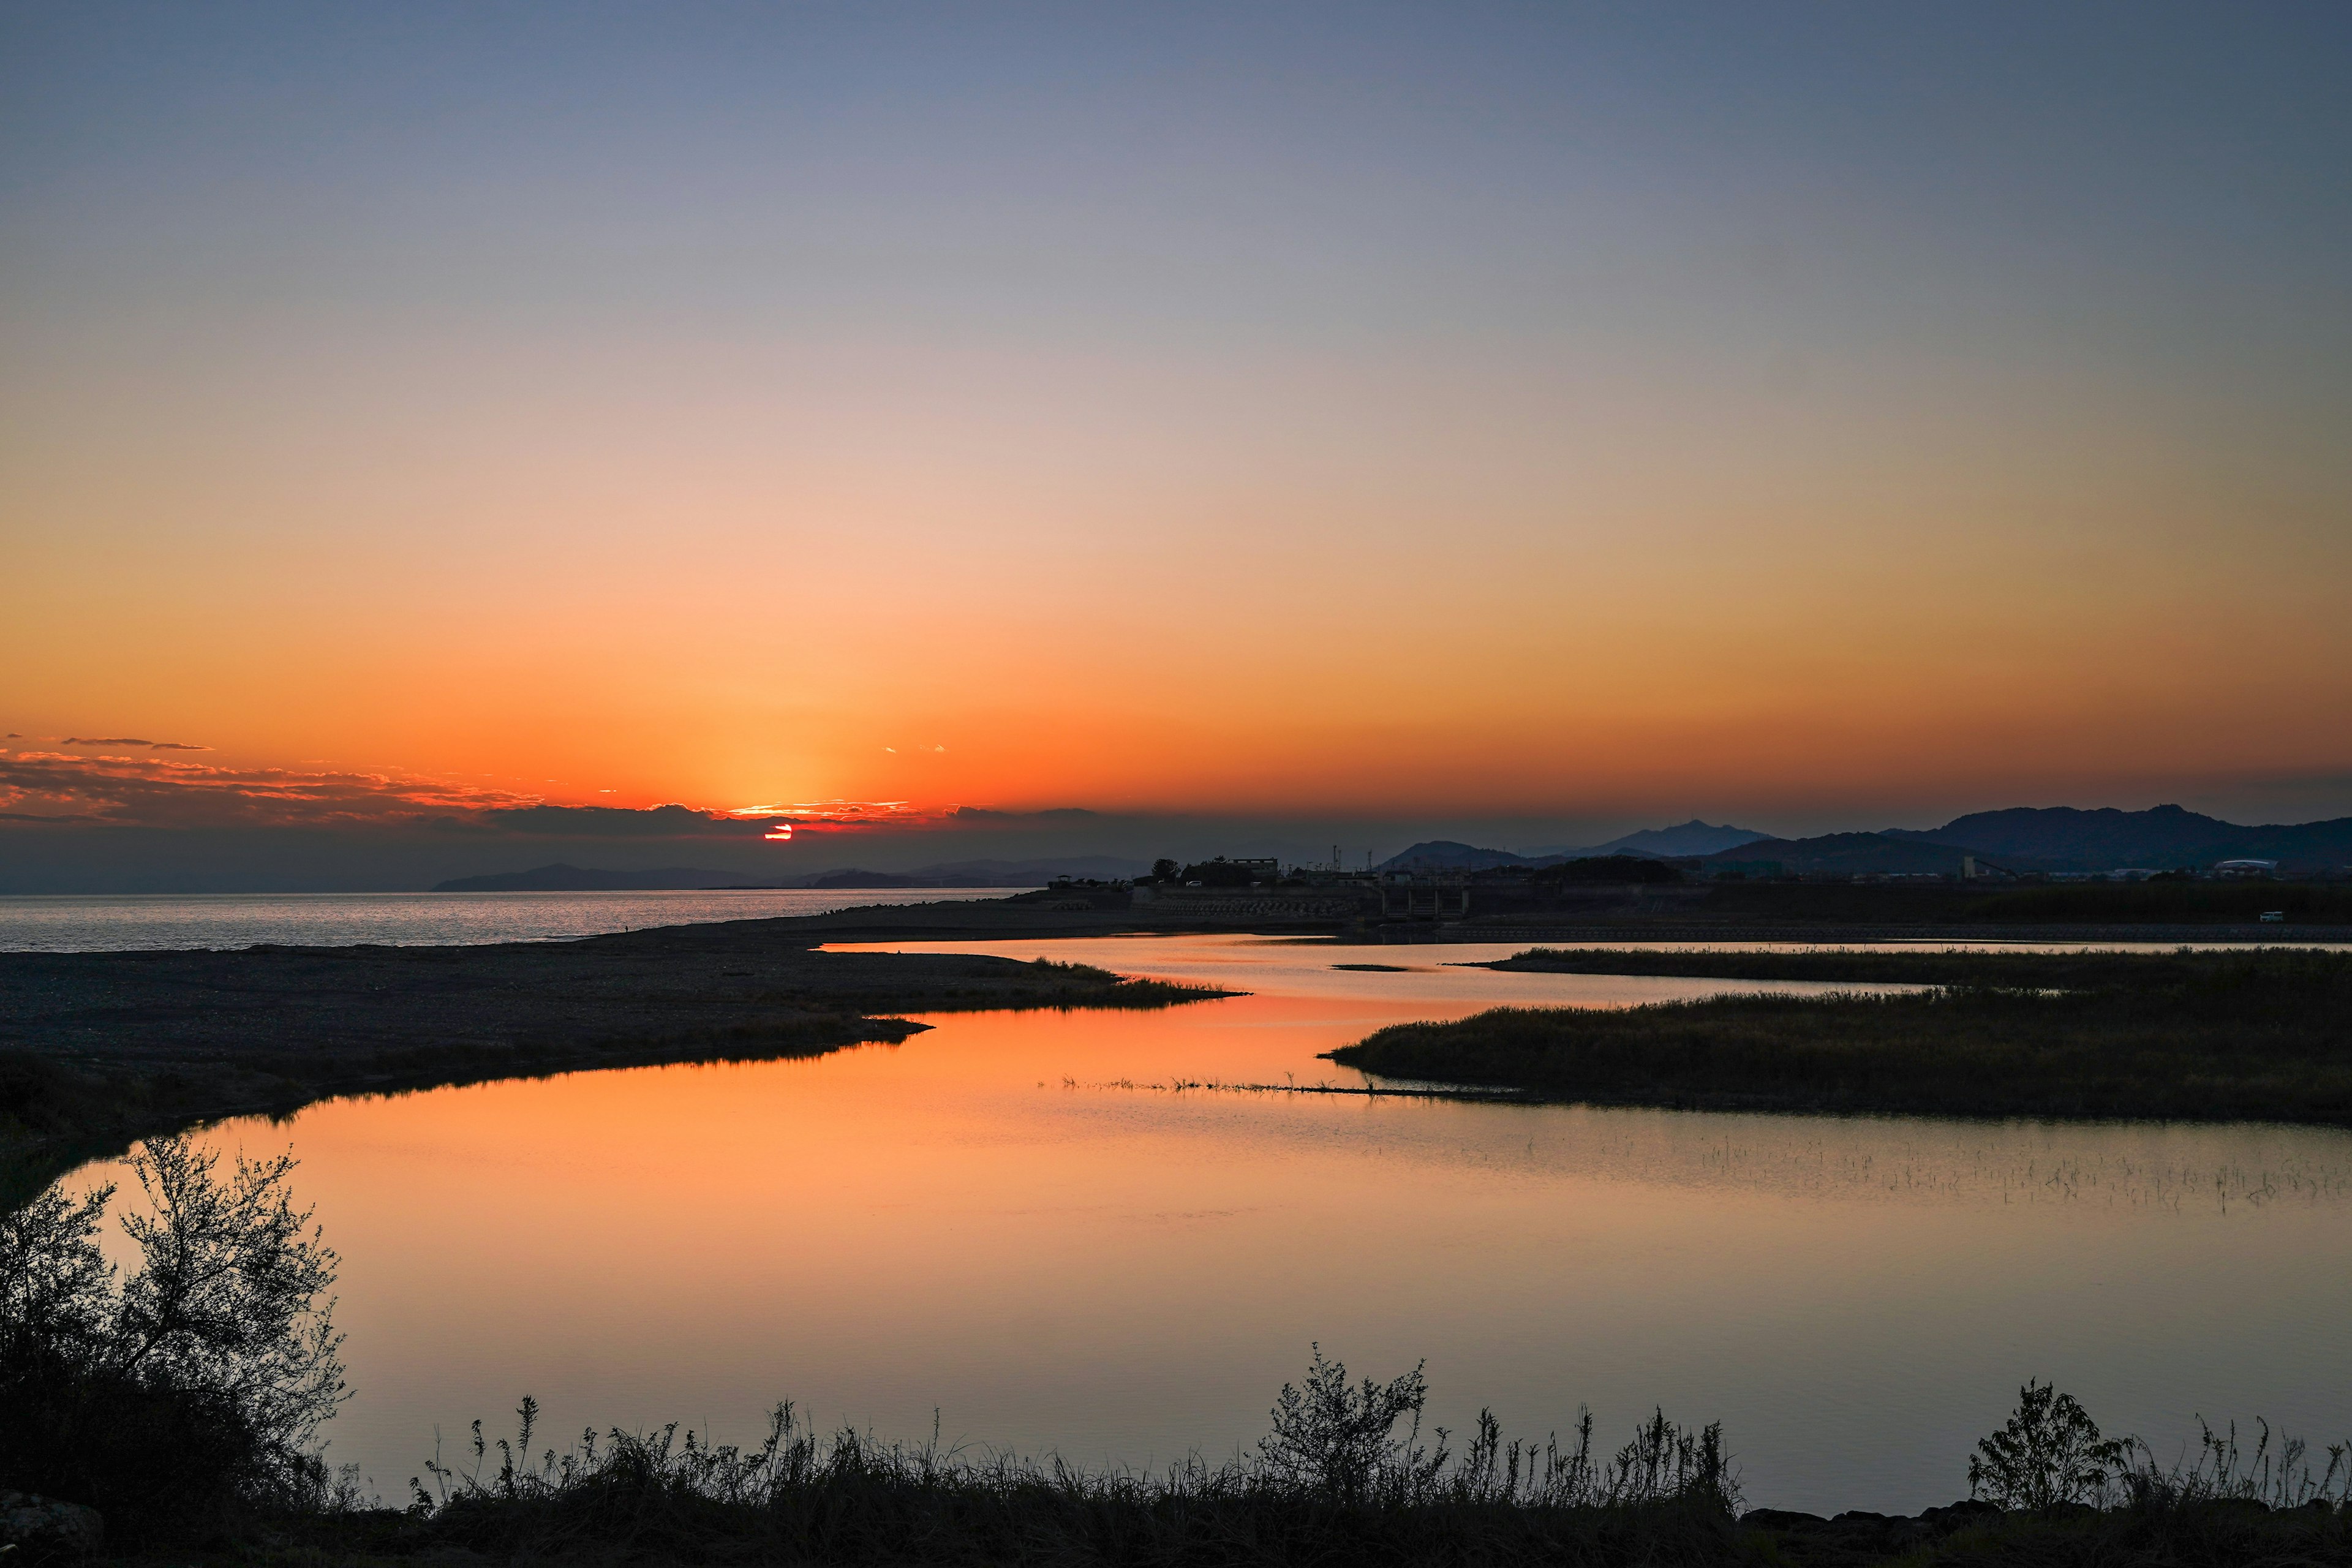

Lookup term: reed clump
[347,1350,1743,1567]
[239,1371,2352,1567]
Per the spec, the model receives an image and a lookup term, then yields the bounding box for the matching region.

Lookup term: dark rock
[1740,1508,1830,1530]
[2204,1496,2272,1516]
[0,1492,105,1562]
[1921,1498,2003,1532]
[1815,1511,1934,1553]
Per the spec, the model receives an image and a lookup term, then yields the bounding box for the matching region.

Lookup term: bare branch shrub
[1968,1381,2126,1509]
[0,1136,344,1540]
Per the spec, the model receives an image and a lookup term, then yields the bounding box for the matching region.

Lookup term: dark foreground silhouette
[1332,946,2352,1125]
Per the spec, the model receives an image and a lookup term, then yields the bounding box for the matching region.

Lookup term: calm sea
[53,933,2352,1515]
[0,888,1000,952]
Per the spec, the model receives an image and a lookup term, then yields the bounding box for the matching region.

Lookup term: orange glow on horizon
[6,4,2350,829]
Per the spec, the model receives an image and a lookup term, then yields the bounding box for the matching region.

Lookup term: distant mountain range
[432,856,1150,894]
[1373,807,2352,879]
[1531,820,1771,859]
[440,810,2352,892]
[1376,820,1770,873]
[1713,805,2352,875]
[1886,805,2352,869]
[1698,832,1967,876]
[1372,841,1542,873]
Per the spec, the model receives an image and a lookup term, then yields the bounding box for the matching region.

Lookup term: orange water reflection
[61,941,2352,1515]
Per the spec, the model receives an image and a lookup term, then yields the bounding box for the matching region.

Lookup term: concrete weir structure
[1376,873,1472,920]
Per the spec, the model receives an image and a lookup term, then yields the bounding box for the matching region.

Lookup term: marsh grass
[259,1377,2352,1568]
[1336,948,2352,1123]
[1486,944,2351,989]
[354,1356,1743,1567]
[1009,957,1237,1009]
[2117,1417,2352,1512]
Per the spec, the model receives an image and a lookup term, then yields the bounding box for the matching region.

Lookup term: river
[52,932,2352,1515]
[0,888,1000,951]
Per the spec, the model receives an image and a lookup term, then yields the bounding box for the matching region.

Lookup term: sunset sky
[6,2,2350,878]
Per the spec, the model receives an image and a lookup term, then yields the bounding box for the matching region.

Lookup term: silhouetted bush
[1969,1382,2126,1509]
[0,1136,345,1545]
[370,1350,1742,1564]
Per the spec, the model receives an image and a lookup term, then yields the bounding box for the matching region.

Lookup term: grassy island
[0,902,1228,1207]
[1329,947,2352,1125]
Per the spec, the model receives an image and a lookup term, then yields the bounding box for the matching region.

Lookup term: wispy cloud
[58,736,213,751]
[480,803,778,838]
[0,753,963,837]
[725,800,923,824]
[478,799,964,837]
[0,751,539,830]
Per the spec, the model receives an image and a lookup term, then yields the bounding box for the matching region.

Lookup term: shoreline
[12,895,2351,1205]
[0,897,1234,1206]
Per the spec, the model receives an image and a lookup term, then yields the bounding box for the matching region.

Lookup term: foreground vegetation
[277,1391,2352,1568]
[5,1142,2348,1564]
[1333,946,2352,1123]
[2,1138,350,1550]
[1479,944,2335,988]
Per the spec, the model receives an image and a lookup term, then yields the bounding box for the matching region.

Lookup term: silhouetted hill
[1374,841,1535,872]
[432,864,744,892]
[1893,805,2352,870]
[1531,820,1770,860]
[1706,809,2352,878]
[1702,833,1985,876]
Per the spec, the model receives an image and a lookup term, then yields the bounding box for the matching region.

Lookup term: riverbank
[15,899,2352,1204]
[1329,946,2352,1124]
[21,1390,2350,1567]
[0,899,1229,1206]
[130,1479,2352,1567]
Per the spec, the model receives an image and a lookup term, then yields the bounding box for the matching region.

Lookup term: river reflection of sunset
[59,935,2352,1516]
